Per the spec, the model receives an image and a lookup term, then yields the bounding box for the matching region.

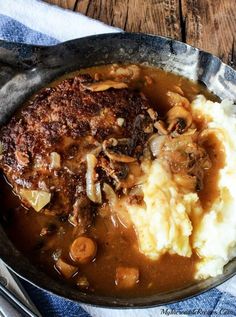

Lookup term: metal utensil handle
[0,293,24,317]
[0,283,40,317]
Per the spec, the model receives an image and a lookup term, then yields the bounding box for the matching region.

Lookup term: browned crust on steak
[0,74,153,231]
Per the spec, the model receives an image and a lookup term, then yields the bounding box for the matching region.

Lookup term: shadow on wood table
[46,0,235,68]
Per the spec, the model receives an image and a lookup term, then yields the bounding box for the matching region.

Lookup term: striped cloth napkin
[0,1,236,316]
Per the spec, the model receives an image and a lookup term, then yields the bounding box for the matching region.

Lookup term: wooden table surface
[46,0,235,68]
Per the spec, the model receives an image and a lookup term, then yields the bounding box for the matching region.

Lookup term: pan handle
[0,40,44,69]
[0,40,46,89]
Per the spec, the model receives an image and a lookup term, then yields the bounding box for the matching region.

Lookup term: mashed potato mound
[191,96,236,279]
[127,95,236,280]
[127,160,198,259]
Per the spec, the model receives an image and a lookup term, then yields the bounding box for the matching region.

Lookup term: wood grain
[181,0,236,67]
[45,0,77,10]
[45,0,236,66]
[76,0,182,40]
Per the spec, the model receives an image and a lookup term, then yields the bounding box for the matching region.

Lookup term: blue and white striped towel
[0,0,236,316]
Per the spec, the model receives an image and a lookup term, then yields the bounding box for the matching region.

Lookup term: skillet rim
[0,32,236,308]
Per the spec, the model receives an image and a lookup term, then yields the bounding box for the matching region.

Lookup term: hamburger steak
[0,74,154,233]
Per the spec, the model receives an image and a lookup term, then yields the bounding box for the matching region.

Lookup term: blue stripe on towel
[169,288,223,316]
[22,280,90,317]
[0,14,58,45]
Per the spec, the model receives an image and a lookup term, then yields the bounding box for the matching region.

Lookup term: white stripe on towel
[0,0,121,42]
[217,275,236,297]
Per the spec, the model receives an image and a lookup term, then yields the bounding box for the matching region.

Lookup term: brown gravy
[0,65,223,297]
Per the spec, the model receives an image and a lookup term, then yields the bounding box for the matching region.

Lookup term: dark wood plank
[75,0,182,40]
[45,0,77,10]
[45,0,236,66]
[181,0,236,66]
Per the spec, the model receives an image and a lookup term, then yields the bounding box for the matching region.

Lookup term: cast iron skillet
[0,33,236,308]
